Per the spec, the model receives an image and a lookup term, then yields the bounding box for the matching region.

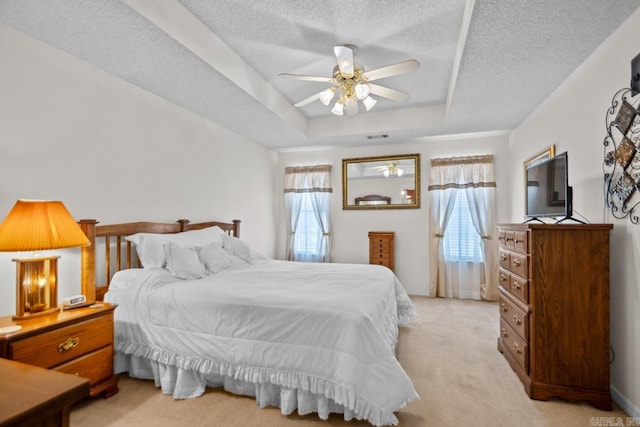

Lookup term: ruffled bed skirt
[115,351,404,426]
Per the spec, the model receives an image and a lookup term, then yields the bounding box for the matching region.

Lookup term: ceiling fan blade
[294,92,322,107]
[364,59,420,81]
[279,73,333,83]
[345,99,358,116]
[334,46,355,78]
[368,84,409,102]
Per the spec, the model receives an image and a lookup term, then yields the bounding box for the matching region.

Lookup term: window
[293,192,322,259]
[443,190,483,262]
[284,165,332,262]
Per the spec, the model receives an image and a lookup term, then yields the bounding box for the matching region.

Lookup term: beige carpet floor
[71,296,627,426]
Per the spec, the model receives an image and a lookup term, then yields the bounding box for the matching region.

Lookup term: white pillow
[164,243,207,280]
[198,243,232,274]
[222,234,254,263]
[126,226,227,268]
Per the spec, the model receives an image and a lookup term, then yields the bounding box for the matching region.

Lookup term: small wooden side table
[0,358,89,427]
[368,231,395,271]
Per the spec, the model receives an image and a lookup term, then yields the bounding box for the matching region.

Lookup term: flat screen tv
[525,152,572,221]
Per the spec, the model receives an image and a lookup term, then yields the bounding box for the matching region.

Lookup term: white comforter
[105,260,418,426]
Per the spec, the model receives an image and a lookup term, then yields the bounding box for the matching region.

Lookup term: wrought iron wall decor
[603,88,640,223]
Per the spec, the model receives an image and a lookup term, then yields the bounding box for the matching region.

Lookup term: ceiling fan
[372,161,405,177]
[279,45,420,116]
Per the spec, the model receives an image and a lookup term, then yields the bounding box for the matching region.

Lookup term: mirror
[342,154,420,210]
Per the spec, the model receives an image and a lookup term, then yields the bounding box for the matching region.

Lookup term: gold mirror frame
[342,153,421,210]
[523,145,555,213]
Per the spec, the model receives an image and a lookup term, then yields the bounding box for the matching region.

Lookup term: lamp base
[12,306,60,320]
[0,325,22,334]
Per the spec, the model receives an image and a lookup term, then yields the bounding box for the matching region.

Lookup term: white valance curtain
[428,155,498,300]
[284,165,332,262]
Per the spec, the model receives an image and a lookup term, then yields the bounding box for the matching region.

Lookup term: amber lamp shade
[0,200,90,320]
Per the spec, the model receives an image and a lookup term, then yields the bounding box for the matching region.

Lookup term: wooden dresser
[497,223,613,410]
[368,231,395,271]
[0,303,119,398]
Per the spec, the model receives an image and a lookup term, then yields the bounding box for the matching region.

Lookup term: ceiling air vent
[366,134,389,140]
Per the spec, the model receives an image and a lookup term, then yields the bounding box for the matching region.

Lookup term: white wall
[276,133,510,296]
[508,8,640,417]
[0,25,278,316]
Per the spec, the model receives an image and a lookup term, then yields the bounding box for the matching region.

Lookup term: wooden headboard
[78,218,241,302]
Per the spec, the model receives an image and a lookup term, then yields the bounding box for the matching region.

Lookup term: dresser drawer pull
[513,315,522,325]
[500,254,507,261]
[500,273,508,281]
[58,337,79,353]
[512,259,521,267]
[513,343,522,354]
[501,328,508,337]
[500,303,508,312]
[513,282,521,290]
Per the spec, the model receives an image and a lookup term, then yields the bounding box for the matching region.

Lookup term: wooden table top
[0,358,90,426]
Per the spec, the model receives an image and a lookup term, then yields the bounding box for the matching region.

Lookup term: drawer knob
[513,282,521,290]
[513,315,522,325]
[513,343,522,354]
[500,274,507,281]
[58,337,79,353]
[500,303,508,312]
[512,259,521,267]
[500,254,507,261]
[501,328,508,337]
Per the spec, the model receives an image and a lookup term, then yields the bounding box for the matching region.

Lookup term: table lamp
[0,200,90,323]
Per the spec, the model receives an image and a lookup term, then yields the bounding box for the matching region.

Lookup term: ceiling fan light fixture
[383,162,403,178]
[355,83,370,100]
[319,88,335,105]
[331,100,344,116]
[362,96,377,111]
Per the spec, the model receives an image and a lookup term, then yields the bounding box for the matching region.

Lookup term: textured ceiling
[1,0,639,150]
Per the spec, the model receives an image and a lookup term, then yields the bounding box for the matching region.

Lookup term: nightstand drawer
[54,345,113,385]
[10,315,113,368]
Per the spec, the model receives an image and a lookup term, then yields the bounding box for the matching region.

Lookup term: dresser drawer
[513,230,528,253]
[498,229,506,248]
[510,274,529,303]
[500,318,528,371]
[498,268,510,289]
[370,243,391,254]
[371,256,391,266]
[10,315,113,368]
[505,230,516,250]
[499,294,529,340]
[510,252,528,278]
[54,345,113,385]
[499,249,511,270]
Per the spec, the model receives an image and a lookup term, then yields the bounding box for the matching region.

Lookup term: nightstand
[0,303,119,398]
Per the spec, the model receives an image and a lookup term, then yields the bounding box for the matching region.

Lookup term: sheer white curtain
[284,165,332,262]
[428,155,498,300]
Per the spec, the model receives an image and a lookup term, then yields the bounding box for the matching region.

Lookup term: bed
[78,218,418,426]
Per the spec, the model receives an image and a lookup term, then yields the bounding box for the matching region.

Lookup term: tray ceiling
[1,0,639,149]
